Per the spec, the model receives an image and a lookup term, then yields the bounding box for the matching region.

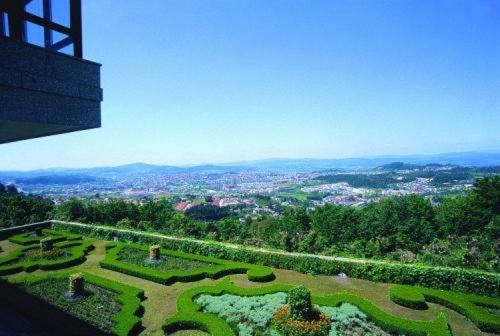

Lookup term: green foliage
[0,235,93,275]
[53,221,500,297]
[185,203,230,221]
[119,246,214,271]
[195,292,287,335]
[99,241,274,285]
[389,284,500,333]
[319,303,379,336]
[10,271,144,336]
[44,176,500,272]
[288,286,313,321]
[389,285,427,310]
[314,173,396,188]
[23,278,122,332]
[0,193,53,229]
[8,229,81,245]
[273,304,331,336]
[163,278,451,336]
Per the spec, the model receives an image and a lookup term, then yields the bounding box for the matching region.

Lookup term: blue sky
[2,0,499,170]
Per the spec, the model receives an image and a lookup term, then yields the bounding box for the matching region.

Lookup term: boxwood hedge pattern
[0,239,93,275]
[100,242,274,285]
[10,271,144,336]
[9,229,82,245]
[389,284,500,333]
[163,278,451,336]
[52,222,500,297]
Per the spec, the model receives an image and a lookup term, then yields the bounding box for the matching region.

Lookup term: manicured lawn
[1,232,498,336]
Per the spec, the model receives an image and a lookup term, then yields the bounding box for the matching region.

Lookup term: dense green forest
[1,177,498,272]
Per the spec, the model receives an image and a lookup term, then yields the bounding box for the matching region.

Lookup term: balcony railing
[0,0,82,58]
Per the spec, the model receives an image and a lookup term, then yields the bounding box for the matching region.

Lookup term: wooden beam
[70,0,82,57]
[49,35,72,51]
[43,0,52,47]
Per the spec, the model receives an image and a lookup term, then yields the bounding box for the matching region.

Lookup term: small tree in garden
[289,286,313,320]
[40,238,53,251]
[149,245,161,260]
[69,273,84,297]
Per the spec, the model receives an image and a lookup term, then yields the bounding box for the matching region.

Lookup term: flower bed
[0,239,93,275]
[100,242,274,285]
[9,271,144,336]
[162,278,451,336]
[389,284,500,333]
[118,246,215,271]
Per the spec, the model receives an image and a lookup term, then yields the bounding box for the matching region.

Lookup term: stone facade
[0,36,102,143]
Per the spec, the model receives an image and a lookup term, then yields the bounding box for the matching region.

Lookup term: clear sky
[1,0,499,170]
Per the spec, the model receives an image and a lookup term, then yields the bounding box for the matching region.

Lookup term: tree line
[1,177,498,271]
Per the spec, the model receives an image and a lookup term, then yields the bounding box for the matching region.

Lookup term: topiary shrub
[69,273,84,297]
[40,238,53,251]
[149,245,160,260]
[273,286,331,336]
[288,286,313,321]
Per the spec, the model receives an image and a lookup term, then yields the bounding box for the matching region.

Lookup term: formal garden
[0,225,499,336]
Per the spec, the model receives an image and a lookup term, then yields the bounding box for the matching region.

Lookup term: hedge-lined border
[162,278,451,336]
[100,242,274,285]
[0,239,93,275]
[389,285,500,333]
[9,229,82,245]
[51,222,500,297]
[9,270,144,336]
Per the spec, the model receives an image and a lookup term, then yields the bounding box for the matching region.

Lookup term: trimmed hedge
[10,270,144,336]
[390,285,500,333]
[0,239,93,275]
[162,278,451,336]
[100,242,274,285]
[52,222,500,297]
[389,285,427,310]
[9,229,82,245]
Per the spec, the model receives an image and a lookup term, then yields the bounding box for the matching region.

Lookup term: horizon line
[1,149,499,172]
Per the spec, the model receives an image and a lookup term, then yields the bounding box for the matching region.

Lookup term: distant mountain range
[0,151,499,184]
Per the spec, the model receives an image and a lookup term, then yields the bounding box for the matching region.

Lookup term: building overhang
[0,36,102,143]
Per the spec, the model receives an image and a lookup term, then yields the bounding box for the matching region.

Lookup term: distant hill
[15,174,100,185]
[228,151,500,171]
[0,152,499,182]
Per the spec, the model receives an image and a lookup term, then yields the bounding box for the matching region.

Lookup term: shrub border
[162,278,451,336]
[100,242,274,285]
[0,239,93,275]
[389,285,500,333]
[8,229,82,245]
[9,270,144,336]
[51,221,500,297]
